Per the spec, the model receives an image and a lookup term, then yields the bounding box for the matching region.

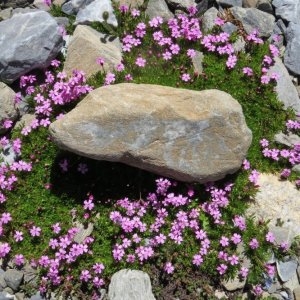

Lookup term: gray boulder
[0,10,63,83]
[74,0,118,27]
[145,0,174,21]
[201,7,219,33]
[272,0,300,24]
[3,270,23,292]
[284,22,300,76]
[229,7,275,37]
[0,83,18,134]
[108,269,156,300]
[268,57,300,113]
[49,84,252,183]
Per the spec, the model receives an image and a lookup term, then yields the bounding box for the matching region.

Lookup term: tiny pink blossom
[249,238,259,249]
[164,262,174,274]
[30,226,41,237]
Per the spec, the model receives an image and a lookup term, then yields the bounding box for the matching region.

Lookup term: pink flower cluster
[18,64,92,135]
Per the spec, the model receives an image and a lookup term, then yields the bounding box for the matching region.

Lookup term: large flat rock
[49,84,252,183]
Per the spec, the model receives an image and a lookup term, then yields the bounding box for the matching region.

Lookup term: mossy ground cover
[0,1,298,299]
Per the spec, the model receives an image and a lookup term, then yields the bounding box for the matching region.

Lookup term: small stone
[4,269,23,291]
[274,131,300,147]
[191,51,204,75]
[0,82,18,134]
[222,276,246,291]
[277,258,298,282]
[214,290,228,299]
[73,222,94,244]
[221,22,238,35]
[108,269,155,300]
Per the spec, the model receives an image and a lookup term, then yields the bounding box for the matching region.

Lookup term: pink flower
[217,264,227,275]
[135,57,146,67]
[215,17,225,26]
[1,212,12,224]
[52,223,61,234]
[30,226,41,237]
[104,73,116,85]
[14,254,25,266]
[261,75,270,84]
[164,262,174,274]
[231,233,242,244]
[181,73,191,82]
[192,254,203,266]
[239,267,249,278]
[77,163,88,174]
[252,284,263,296]
[187,49,196,58]
[0,243,11,258]
[249,238,259,249]
[131,8,140,17]
[228,254,239,265]
[80,270,91,282]
[226,55,237,69]
[125,74,133,81]
[242,67,253,76]
[242,159,251,170]
[14,231,23,242]
[96,57,105,66]
[93,263,105,274]
[249,169,259,185]
[93,276,104,288]
[220,236,229,247]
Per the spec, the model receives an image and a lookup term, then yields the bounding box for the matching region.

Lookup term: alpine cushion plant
[0,3,298,299]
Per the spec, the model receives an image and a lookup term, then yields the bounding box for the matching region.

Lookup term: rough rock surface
[49,84,252,183]
[0,0,33,8]
[0,83,18,134]
[63,25,122,78]
[3,270,23,292]
[201,7,219,33]
[108,269,156,300]
[74,0,118,27]
[165,0,196,11]
[145,0,174,21]
[272,0,300,24]
[268,57,300,112]
[284,22,300,76]
[0,10,63,83]
[216,0,242,8]
[229,7,275,37]
[247,173,300,241]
